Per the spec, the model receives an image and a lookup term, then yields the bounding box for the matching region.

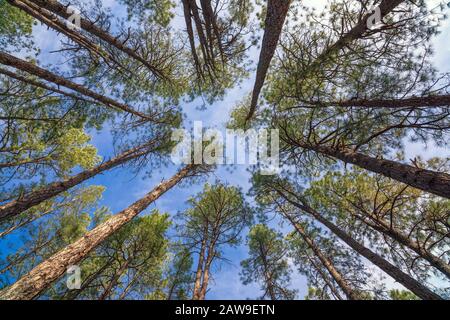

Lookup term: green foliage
[241,224,296,300]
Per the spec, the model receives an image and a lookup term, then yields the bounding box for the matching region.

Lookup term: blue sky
[1,0,450,299]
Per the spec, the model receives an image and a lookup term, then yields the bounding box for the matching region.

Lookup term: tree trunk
[246,0,291,123]
[0,50,150,120]
[282,195,443,300]
[192,223,208,300]
[0,51,153,120]
[6,0,104,59]
[334,95,450,109]
[98,260,130,300]
[359,215,450,279]
[287,216,361,300]
[0,165,198,300]
[298,142,450,199]
[310,0,405,71]
[27,0,166,79]
[0,139,160,222]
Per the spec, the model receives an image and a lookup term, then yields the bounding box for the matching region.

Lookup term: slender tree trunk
[287,216,361,300]
[246,0,291,123]
[0,67,97,105]
[306,254,343,300]
[281,195,443,300]
[98,260,130,300]
[359,214,450,279]
[192,223,208,300]
[310,0,404,70]
[181,0,202,78]
[294,141,450,199]
[0,139,160,222]
[0,165,198,300]
[259,242,276,300]
[6,0,103,59]
[334,95,450,109]
[27,0,166,79]
[198,246,215,300]
[0,51,153,120]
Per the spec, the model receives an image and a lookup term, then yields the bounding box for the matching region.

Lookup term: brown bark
[246,0,405,122]
[27,0,166,79]
[0,51,154,121]
[245,0,291,123]
[0,139,160,222]
[280,194,443,300]
[286,215,361,300]
[294,141,450,199]
[0,165,198,300]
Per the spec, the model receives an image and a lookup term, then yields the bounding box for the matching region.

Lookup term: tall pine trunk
[0,165,198,300]
[286,215,361,300]
[0,51,153,120]
[27,0,165,79]
[295,142,450,199]
[246,0,291,122]
[359,214,450,279]
[0,139,160,222]
[282,195,443,300]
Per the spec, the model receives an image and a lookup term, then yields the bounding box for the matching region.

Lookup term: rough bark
[0,51,153,120]
[192,222,208,300]
[245,0,405,122]
[0,165,198,300]
[0,139,160,222]
[245,0,291,123]
[295,141,450,199]
[28,0,166,79]
[281,195,443,300]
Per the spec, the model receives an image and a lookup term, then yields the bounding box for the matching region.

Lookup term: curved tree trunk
[0,165,198,300]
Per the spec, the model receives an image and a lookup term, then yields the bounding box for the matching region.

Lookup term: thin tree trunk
[0,165,198,300]
[280,194,443,300]
[0,51,153,121]
[27,0,166,79]
[0,139,160,222]
[287,216,361,300]
[6,0,103,59]
[293,141,450,199]
[0,67,97,105]
[359,214,450,279]
[246,0,291,123]
[192,223,208,300]
[334,95,450,109]
[310,0,404,71]
[98,260,130,300]
[306,254,343,300]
